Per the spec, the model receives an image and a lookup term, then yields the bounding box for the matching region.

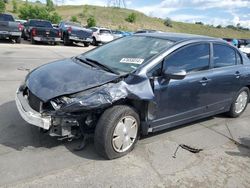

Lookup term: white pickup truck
[0,13,22,43]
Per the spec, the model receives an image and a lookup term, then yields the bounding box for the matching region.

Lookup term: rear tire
[83,42,90,47]
[63,35,72,46]
[94,105,140,160]
[228,87,249,118]
[31,37,36,44]
[15,36,21,44]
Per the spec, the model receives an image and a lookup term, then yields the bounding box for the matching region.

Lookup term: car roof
[136,32,221,42]
[29,19,50,22]
[91,27,111,30]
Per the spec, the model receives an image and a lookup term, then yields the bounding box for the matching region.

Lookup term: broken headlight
[50,97,71,110]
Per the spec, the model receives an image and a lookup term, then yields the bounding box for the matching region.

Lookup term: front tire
[92,37,98,46]
[94,105,140,160]
[228,87,249,118]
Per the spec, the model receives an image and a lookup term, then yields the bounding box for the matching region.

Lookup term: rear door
[206,43,245,112]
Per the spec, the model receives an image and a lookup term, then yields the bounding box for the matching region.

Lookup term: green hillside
[5,2,250,39]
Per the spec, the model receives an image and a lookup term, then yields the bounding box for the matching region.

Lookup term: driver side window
[163,43,210,73]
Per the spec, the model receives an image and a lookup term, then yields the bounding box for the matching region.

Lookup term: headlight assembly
[50,97,71,110]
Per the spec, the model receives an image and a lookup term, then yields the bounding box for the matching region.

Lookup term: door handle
[235,71,241,79]
[199,77,211,86]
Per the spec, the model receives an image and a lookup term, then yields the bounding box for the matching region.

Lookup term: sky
[56,0,250,28]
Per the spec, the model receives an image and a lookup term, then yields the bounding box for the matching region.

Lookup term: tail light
[18,23,23,31]
[67,27,72,33]
[58,31,61,37]
[31,28,37,36]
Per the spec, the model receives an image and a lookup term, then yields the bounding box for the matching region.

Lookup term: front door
[150,43,212,130]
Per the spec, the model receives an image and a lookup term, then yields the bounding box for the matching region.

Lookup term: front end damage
[15,74,156,141]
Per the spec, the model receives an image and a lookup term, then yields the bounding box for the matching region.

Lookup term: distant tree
[70,15,78,22]
[87,16,96,27]
[19,4,61,23]
[226,25,236,30]
[12,0,18,13]
[3,0,7,3]
[164,17,172,27]
[0,0,5,13]
[195,21,204,25]
[125,13,136,23]
[46,0,54,12]
[216,25,222,29]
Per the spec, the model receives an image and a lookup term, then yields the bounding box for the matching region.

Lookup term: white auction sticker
[120,58,144,64]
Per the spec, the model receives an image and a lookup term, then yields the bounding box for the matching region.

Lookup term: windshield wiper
[85,58,120,75]
[74,56,96,67]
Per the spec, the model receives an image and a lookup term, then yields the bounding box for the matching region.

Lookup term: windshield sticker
[120,58,144,65]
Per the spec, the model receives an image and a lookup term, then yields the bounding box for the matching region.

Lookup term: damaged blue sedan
[16,33,250,159]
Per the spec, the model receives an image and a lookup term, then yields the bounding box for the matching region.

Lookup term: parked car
[0,13,22,43]
[22,19,61,45]
[59,21,93,47]
[90,27,114,46]
[134,29,161,34]
[16,33,250,159]
[239,44,250,58]
[112,30,131,39]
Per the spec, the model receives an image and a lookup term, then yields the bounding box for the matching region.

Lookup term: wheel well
[247,85,250,92]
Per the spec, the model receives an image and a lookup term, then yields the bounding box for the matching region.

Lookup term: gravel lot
[0,40,250,188]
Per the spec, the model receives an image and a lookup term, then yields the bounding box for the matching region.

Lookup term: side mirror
[163,67,187,80]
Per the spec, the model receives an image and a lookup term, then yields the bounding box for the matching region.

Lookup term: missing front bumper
[15,90,52,130]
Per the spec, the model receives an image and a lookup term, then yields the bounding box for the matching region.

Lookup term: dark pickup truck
[59,21,93,46]
[22,19,61,44]
[0,13,22,43]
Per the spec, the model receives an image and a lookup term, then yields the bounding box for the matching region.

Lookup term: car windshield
[81,36,174,73]
[30,20,53,28]
[100,29,111,34]
[0,14,14,21]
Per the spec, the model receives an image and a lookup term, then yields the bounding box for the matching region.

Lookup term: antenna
[107,0,126,8]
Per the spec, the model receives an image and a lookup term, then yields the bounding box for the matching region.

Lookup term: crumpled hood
[25,58,119,102]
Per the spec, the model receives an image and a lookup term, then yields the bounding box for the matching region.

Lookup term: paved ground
[0,40,250,188]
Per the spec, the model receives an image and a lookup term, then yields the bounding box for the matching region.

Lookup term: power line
[107,0,126,8]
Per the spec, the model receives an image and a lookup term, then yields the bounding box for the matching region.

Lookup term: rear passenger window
[213,44,236,68]
[164,43,210,73]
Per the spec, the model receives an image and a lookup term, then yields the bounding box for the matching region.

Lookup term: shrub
[125,13,136,23]
[19,4,61,23]
[49,12,61,24]
[70,15,78,22]
[0,0,5,13]
[87,16,96,27]
[164,17,172,27]
[195,21,204,25]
